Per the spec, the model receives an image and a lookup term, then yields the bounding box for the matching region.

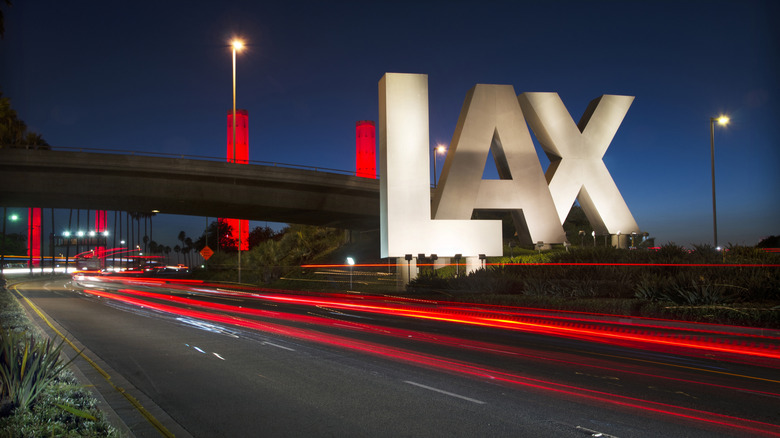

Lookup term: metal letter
[433,84,566,244]
[518,93,639,235]
[379,73,502,259]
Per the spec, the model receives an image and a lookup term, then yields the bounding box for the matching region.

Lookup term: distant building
[356,120,376,178]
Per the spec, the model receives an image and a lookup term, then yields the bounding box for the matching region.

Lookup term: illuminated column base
[465,256,484,274]
[611,234,628,249]
[397,257,418,289]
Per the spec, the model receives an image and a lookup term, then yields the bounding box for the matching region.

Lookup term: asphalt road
[8,276,780,437]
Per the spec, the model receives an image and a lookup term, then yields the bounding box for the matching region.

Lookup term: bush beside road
[0,275,121,437]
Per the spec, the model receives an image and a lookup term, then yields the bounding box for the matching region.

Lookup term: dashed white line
[262,341,296,351]
[404,381,486,404]
[575,426,620,437]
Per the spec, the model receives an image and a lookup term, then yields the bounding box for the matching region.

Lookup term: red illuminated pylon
[356,120,376,178]
[222,109,249,250]
[27,208,41,265]
[95,210,107,262]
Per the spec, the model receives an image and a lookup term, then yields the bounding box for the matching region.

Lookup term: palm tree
[174,245,181,264]
[182,246,190,267]
[184,237,193,266]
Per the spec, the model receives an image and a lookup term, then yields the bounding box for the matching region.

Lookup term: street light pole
[432,144,446,188]
[231,38,244,282]
[709,115,729,249]
[432,147,436,188]
[346,257,355,290]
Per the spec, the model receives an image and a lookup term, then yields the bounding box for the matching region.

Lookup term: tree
[174,245,181,264]
[184,237,193,266]
[0,232,25,255]
[248,226,278,249]
[0,0,11,39]
[195,220,235,253]
[757,235,780,248]
[0,92,50,149]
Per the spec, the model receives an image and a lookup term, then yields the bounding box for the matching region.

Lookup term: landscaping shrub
[407,243,780,327]
[0,330,74,413]
[0,279,120,437]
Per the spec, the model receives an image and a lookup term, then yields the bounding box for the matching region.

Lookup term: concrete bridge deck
[0,148,380,230]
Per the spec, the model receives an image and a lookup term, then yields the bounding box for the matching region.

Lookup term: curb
[8,278,193,438]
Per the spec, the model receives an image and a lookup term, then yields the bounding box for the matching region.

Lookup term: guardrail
[2,145,367,177]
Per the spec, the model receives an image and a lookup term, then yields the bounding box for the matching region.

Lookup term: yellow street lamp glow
[231,39,244,51]
[717,116,729,126]
[435,144,446,154]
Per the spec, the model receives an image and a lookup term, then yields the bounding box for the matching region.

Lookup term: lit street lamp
[346,257,355,289]
[231,37,245,282]
[432,144,446,188]
[710,115,729,249]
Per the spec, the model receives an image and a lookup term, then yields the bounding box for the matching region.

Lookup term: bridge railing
[4,145,363,177]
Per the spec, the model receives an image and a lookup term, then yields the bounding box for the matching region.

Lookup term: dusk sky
[2,0,778,250]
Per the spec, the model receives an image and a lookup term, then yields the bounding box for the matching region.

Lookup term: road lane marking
[578,349,780,384]
[11,284,175,438]
[404,380,486,404]
[262,341,296,351]
[575,425,620,437]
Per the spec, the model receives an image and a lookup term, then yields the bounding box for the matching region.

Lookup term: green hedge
[408,244,780,328]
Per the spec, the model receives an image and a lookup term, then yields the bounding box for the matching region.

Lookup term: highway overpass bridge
[0,148,380,230]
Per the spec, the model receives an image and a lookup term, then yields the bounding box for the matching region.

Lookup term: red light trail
[302,262,780,268]
[74,275,780,365]
[73,285,780,437]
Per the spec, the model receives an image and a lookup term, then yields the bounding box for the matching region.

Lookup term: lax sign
[379,73,639,259]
